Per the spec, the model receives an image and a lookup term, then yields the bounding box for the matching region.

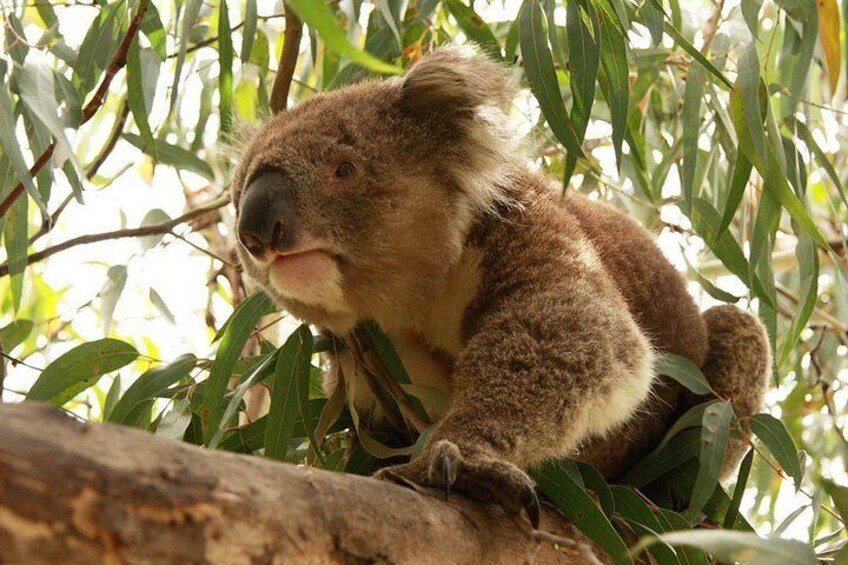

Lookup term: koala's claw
[375,440,541,529]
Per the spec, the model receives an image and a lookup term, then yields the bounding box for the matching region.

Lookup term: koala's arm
[431,288,654,468]
[378,202,656,525]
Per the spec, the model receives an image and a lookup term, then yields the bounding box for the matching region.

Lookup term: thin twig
[85,101,131,181]
[166,14,286,59]
[0,0,151,220]
[270,3,302,114]
[0,195,229,277]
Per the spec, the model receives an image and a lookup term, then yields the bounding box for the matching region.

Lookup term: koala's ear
[398,46,515,122]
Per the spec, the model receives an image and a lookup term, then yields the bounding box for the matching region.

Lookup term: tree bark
[0,403,605,564]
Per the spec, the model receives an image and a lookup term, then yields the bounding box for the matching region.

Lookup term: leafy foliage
[1,0,847,562]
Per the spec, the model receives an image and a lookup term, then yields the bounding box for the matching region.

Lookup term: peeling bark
[0,403,605,564]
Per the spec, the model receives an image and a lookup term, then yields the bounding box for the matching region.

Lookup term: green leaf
[519,0,584,158]
[621,427,701,487]
[149,288,176,324]
[123,133,215,180]
[654,353,713,396]
[693,198,775,307]
[778,229,818,367]
[28,339,139,405]
[18,60,80,176]
[444,0,502,59]
[127,38,156,156]
[201,292,275,445]
[0,319,34,351]
[564,0,600,182]
[532,459,632,565]
[138,208,171,250]
[108,354,197,426]
[653,510,710,564]
[634,530,816,565]
[74,2,128,96]
[207,351,280,449]
[218,0,234,137]
[723,448,754,529]
[821,479,848,525]
[170,0,203,113]
[287,0,402,75]
[659,18,732,89]
[100,265,128,335]
[611,485,683,565]
[155,398,194,440]
[360,322,430,422]
[748,191,780,284]
[265,326,314,461]
[749,413,803,491]
[3,193,27,312]
[792,118,847,208]
[742,0,762,36]
[716,152,753,240]
[657,400,718,452]
[0,77,38,209]
[683,401,733,523]
[597,8,629,169]
[241,0,258,62]
[139,2,167,59]
[681,62,706,214]
[576,462,615,518]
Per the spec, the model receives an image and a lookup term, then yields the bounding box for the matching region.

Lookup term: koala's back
[563,195,709,364]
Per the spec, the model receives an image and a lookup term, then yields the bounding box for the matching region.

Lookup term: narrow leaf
[264,326,313,460]
[218,0,233,137]
[519,0,585,157]
[123,133,215,180]
[28,339,139,405]
[635,530,816,565]
[654,353,713,395]
[0,319,34,351]
[683,401,733,523]
[202,292,275,445]
[241,0,258,61]
[444,0,502,59]
[723,448,754,529]
[108,354,197,426]
[287,0,402,74]
[532,459,632,565]
[749,413,803,491]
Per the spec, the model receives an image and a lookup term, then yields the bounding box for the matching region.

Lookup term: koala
[231,46,770,528]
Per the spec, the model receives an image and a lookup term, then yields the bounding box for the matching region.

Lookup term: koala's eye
[335,161,356,179]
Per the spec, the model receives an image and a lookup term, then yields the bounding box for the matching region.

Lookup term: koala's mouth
[266,248,345,305]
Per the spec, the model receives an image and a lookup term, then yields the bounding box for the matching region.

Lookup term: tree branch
[0,0,150,220]
[0,195,230,277]
[0,402,600,564]
[270,3,303,114]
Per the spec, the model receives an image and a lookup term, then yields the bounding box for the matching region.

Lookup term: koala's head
[231,46,519,333]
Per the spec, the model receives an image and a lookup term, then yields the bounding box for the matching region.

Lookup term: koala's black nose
[237,172,297,256]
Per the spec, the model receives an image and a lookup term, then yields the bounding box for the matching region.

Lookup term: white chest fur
[334,248,484,421]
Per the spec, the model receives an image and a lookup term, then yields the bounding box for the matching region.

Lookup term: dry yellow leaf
[817,0,842,94]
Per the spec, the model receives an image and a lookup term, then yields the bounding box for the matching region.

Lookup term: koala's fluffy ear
[398,46,516,122]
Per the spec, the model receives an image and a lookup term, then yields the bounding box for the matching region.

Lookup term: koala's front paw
[374,440,541,528]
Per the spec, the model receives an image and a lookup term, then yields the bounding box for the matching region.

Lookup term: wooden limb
[0,402,602,564]
[270,2,303,114]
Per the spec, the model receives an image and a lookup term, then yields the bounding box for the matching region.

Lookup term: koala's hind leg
[376,287,656,528]
[696,305,771,476]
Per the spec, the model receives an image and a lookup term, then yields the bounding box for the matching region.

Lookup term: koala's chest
[347,249,484,420]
